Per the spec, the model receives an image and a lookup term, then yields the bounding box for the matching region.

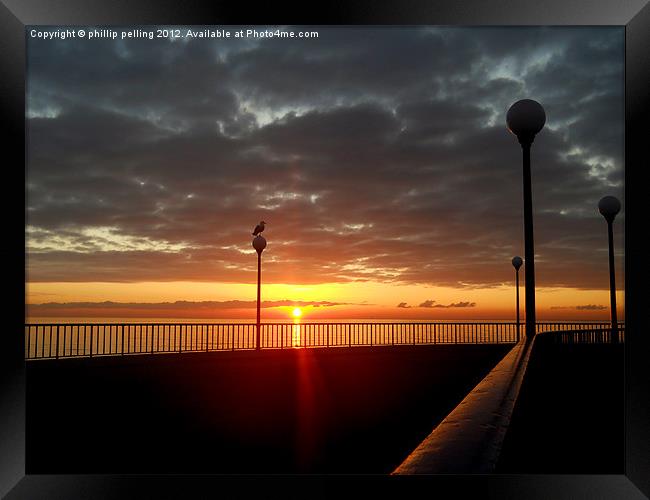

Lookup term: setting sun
[292,307,303,318]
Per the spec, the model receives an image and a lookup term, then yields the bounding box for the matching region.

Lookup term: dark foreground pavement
[27,344,511,474]
[496,333,624,473]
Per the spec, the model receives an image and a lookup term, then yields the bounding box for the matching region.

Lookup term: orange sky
[26,280,624,321]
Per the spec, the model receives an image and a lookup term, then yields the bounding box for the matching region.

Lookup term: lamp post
[507,99,546,339]
[512,256,523,342]
[598,196,621,343]
[252,235,267,350]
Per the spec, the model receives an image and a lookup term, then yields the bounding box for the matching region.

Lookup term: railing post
[55,325,60,359]
[89,325,93,358]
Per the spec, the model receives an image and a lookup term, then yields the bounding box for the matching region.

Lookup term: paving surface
[27,344,511,474]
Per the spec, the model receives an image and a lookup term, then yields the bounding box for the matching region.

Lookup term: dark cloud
[550,304,607,310]
[26,299,366,318]
[396,302,411,308]
[443,301,476,308]
[417,300,476,308]
[27,299,358,311]
[26,27,624,290]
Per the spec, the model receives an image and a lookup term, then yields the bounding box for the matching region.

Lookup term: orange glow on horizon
[25,280,624,321]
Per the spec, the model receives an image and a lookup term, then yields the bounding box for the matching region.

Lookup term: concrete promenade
[496,332,624,473]
[393,336,534,474]
[26,344,510,474]
[394,330,623,474]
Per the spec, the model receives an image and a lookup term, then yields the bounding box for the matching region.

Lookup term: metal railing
[23,321,624,360]
[542,325,625,344]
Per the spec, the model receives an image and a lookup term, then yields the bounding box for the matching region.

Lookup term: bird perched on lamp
[252,221,266,236]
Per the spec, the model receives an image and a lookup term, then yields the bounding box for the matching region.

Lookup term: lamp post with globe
[252,235,267,350]
[598,195,621,342]
[507,99,546,339]
[512,256,523,342]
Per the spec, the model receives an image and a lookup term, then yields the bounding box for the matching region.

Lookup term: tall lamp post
[598,196,621,343]
[507,99,546,339]
[253,235,267,350]
[512,256,523,342]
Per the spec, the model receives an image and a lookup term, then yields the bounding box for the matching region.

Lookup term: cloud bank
[550,304,607,311]
[26,27,624,290]
[26,299,364,318]
[396,300,476,308]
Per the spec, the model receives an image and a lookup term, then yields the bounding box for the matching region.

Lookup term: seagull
[252,221,266,236]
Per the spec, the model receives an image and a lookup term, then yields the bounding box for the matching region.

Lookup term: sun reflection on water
[292,317,301,347]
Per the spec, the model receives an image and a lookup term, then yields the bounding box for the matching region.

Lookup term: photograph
[2,1,649,499]
[24,23,625,473]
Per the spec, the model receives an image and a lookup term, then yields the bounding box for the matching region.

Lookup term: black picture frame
[2,1,649,498]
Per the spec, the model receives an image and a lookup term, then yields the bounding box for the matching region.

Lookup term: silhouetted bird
[252,221,266,236]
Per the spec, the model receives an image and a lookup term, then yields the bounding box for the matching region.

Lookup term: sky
[25,26,624,320]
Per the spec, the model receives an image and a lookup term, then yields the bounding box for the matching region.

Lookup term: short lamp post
[507,99,546,339]
[252,235,267,350]
[598,196,621,343]
[512,256,523,342]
